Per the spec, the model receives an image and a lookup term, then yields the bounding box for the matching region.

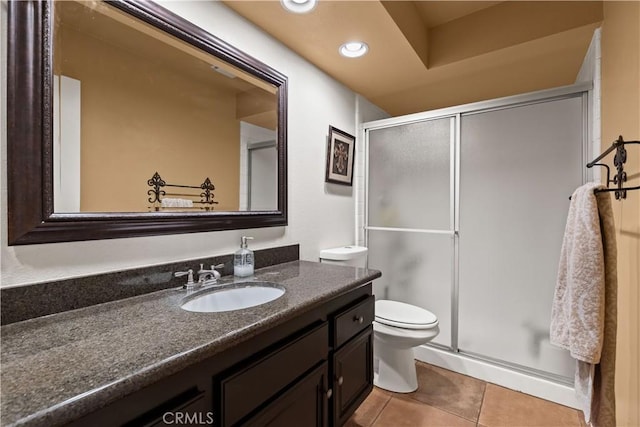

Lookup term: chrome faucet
[174,269,197,289]
[197,263,225,286]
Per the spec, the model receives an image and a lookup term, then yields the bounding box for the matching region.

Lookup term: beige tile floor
[347,362,587,427]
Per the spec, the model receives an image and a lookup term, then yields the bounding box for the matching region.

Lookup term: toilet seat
[375,300,438,330]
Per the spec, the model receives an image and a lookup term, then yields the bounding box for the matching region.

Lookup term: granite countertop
[0,261,381,427]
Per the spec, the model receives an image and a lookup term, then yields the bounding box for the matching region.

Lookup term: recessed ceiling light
[339,42,369,58]
[280,0,317,14]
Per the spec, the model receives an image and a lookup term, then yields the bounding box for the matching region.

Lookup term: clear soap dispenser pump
[234,236,254,277]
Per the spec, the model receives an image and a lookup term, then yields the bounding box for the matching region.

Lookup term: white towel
[161,198,193,208]
[550,182,617,426]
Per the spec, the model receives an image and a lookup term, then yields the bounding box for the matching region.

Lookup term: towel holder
[573,135,639,200]
[147,172,219,211]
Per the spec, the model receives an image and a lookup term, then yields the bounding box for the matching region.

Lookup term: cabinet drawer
[147,391,209,427]
[332,296,374,348]
[121,387,209,427]
[220,322,328,426]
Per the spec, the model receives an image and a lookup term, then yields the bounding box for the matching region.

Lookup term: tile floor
[347,362,587,427]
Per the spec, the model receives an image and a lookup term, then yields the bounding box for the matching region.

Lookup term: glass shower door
[458,97,584,380]
[364,89,588,386]
[366,117,455,348]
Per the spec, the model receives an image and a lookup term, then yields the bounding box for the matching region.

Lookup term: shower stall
[362,84,591,406]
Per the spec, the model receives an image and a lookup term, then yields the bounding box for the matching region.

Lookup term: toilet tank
[319,246,368,268]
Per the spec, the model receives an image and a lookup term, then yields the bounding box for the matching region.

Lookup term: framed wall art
[325,126,355,186]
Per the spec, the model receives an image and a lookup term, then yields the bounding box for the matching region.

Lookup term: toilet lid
[375,300,438,330]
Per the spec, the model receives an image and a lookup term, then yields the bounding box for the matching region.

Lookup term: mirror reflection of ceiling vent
[211,65,236,79]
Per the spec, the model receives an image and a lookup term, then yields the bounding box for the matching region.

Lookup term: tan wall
[601,2,640,425]
[56,26,240,212]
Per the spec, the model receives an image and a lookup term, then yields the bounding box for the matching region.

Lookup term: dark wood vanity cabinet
[70,285,374,427]
[218,293,374,427]
[329,296,375,427]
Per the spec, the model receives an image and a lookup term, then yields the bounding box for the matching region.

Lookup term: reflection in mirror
[241,123,278,211]
[53,0,278,213]
[7,0,287,245]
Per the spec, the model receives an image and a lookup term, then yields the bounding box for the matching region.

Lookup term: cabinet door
[332,326,373,426]
[219,323,328,426]
[245,362,329,427]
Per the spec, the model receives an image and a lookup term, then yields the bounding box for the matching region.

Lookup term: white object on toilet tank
[319,246,367,267]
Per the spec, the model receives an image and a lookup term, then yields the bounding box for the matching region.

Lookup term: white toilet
[319,246,440,394]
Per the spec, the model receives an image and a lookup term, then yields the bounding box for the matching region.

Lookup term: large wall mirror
[7,0,288,245]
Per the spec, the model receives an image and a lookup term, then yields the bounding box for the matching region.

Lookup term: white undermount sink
[180,282,285,313]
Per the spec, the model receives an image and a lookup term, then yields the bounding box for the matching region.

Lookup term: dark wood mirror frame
[7,0,288,245]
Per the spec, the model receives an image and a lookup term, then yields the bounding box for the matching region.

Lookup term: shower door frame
[362,82,592,379]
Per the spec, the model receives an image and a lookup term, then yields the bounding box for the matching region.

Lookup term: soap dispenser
[234,236,255,277]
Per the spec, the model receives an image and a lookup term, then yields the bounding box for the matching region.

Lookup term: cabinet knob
[354,316,364,324]
[338,376,344,386]
[326,388,333,399]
